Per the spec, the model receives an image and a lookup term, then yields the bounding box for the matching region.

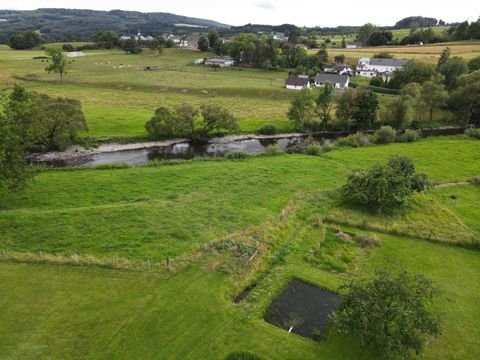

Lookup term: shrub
[465,128,480,140]
[342,157,430,212]
[257,124,279,135]
[373,126,396,144]
[264,144,281,155]
[322,143,335,152]
[334,269,441,360]
[62,43,74,52]
[305,144,322,156]
[226,152,249,160]
[369,77,384,87]
[337,132,370,148]
[224,352,261,360]
[399,129,421,143]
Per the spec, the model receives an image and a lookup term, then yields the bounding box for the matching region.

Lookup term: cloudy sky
[1,0,477,27]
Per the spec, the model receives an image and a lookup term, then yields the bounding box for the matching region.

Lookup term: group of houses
[120,31,154,42]
[285,56,409,91]
[285,73,350,91]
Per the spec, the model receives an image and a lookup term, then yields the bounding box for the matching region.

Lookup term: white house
[346,42,363,49]
[204,57,235,67]
[285,75,311,90]
[356,57,410,78]
[314,73,350,90]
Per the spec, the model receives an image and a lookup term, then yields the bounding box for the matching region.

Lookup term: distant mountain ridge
[0,8,230,41]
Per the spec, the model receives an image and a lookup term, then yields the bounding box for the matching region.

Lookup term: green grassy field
[1,43,470,140]
[0,47,295,138]
[0,136,479,359]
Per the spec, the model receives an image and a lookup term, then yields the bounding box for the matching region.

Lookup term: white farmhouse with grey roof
[204,56,235,67]
[356,57,410,78]
[314,74,350,90]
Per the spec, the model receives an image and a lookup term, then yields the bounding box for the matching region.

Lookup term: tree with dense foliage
[145,103,238,142]
[93,31,120,49]
[367,31,393,46]
[45,48,70,82]
[120,38,142,54]
[468,56,480,72]
[438,57,468,90]
[5,85,87,151]
[0,87,33,191]
[8,31,42,49]
[316,83,335,130]
[207,30,219,48]
[358,23,375,45]
[337,87,379,131]
[449,71,480,126]
[341,157,430,211]
[334,268,441,360]
[419,75,449,122]
[340,87,379,131]
[389,61,436,89]
[145,107,177,139]
[197,36,210,52]
[287,89,317,131]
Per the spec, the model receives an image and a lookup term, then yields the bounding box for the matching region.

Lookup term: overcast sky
[1,0,478,27]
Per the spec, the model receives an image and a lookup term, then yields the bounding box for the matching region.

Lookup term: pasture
[324,41,480,64]
[1,41,474,140]
[0,47,295,139]
[0,136,479,359]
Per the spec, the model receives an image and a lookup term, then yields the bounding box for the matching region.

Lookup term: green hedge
[349,82,400,95]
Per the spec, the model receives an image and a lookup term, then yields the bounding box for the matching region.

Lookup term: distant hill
[0,8,230,42]
[394,16,442,29]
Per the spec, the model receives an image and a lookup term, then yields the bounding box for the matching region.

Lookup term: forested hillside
[0,8,230,41]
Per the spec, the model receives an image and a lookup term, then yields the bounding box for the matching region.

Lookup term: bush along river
[28,127,465,168]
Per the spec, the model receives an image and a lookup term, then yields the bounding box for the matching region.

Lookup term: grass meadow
[2,41,476,140]
[0,136,479,359]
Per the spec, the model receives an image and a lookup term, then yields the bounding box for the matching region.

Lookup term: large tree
[8,31,42,50]
[334,269,441,360]
[449,71,480,126]
[358,23,375,45]
[287,89,317,131]
[197,36,210,52]
[438,57,468,90]
[341,157,429,211]
[316,83,335,130]
[388,61,436,89]
[207,30,219,48]
[419,76,449,122]
[337,87,379,131]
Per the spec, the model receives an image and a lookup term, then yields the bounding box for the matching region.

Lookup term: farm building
[204,57,235,67]
[285,75,311,90]
[120,31,154,41]
[346,41,363,49]
[314,73,350,90]
[356,57,410,78]
[323,64,354,76]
